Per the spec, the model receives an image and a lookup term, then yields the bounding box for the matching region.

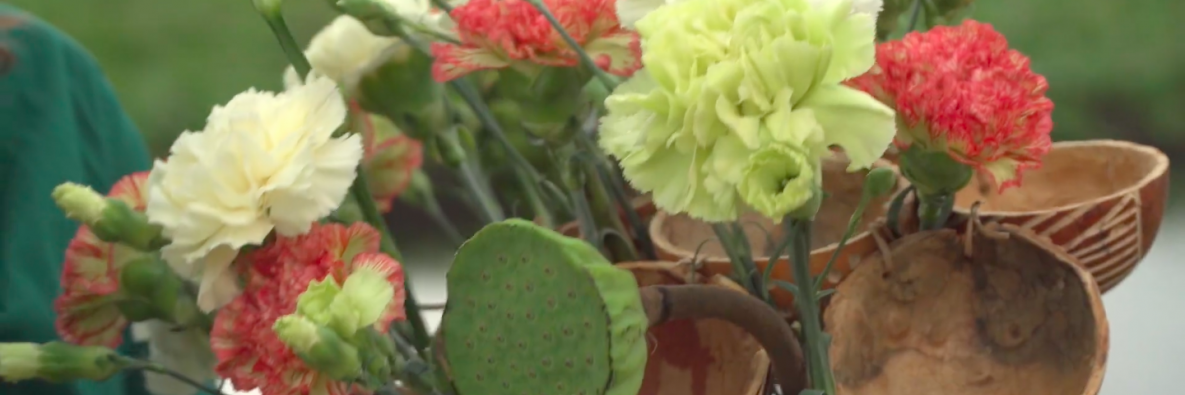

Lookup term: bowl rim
[649,158,905,262]
[952,139,1169,217]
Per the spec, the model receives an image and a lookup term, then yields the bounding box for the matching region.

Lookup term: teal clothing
[1,5,152,395]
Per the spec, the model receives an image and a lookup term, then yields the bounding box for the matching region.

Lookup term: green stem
[813,194,873,292]
[567,167,602,252]
[523,0,617,90]
[391,25,566,214]
[905,0,924,32]
[120,358,224,395]
[420,193,466,247]
[710,223,761,297]
[581,160,637,261]
[576,131,656,260]
[255,5,312,79]
[731,222,767,303]
[350,175,432,358]
[784,218,836,395]
[515,164,555,228]
[456,157,505,223]
[916,192,955,231]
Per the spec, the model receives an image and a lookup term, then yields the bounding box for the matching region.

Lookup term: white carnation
[283,15,399,90]
[146,75,362,311]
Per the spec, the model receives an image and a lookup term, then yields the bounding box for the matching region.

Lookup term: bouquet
[1,0,1168,394]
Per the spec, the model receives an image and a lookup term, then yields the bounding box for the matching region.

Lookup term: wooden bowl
[620,261,770,395]
[951,139,1170,292]
[648,155,906,309]
[824,222,1109,395]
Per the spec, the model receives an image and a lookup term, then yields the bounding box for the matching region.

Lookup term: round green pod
[442,219,648,395]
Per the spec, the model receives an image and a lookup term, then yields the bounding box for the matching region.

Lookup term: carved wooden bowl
[648,155,906,310]
[824,222,1108,395]
[620,261,770,395]
[951,139,1170,292]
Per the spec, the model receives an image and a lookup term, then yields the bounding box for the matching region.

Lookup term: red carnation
[848,19,1053,191]
[212,223,405,395]
[54,172,151,348]
[430,0,641,82]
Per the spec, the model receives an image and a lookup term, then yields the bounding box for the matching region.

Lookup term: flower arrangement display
[0,0,1169,395]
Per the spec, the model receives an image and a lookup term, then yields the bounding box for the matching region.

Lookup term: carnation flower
[847,19,1053,191]
[283,15,399,90]
[54,172,152,348]
[430,0,642,82]
[616,0,882,30]
[146,75,362,312]
[599,0,895,221]
[212,223,405,395]
[354,110,424,213]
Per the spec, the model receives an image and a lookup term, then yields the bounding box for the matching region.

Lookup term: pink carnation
[54,172,151,348]
[212,223,406,395]
[430,0,641,82]
[848,20,1054,191]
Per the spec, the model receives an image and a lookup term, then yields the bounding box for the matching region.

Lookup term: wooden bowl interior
[655,157,895,259]
[954,140,1167,213]
[825,227,1106,395]
[622,262,769,395]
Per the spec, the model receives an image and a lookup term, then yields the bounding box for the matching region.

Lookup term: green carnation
[599,0,896,221]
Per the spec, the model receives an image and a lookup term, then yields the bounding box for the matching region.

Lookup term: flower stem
[350,174,432,358]
[254,3,312,79]
[575,130,656,260]
[419,192,466,247]
[515,164,554,228]
[710,223,761,298]
[119,357,224,395]
[456,155,505,223]
[813,193,873,292]
[523,0,618,90]
[784,217,836,395]
[916,192,955,231]
[905,0,924,32]
[390,26,567,214]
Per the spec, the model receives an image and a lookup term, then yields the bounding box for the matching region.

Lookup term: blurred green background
[10,0,1184,197]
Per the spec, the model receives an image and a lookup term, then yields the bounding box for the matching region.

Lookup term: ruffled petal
[429,43,510,82]
[54,293,127,348]
[799,84,896,171]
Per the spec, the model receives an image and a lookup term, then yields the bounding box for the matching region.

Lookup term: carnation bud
[397,170,435,209]
[898,145,974,197]
[493,68,587,145]
[52,183,166,252]
[119,256,206,328]
[357,41,445,141]
[433,128,469,169]
[273,315,363,382]
[862,167,899,199]
[0,342,126,383]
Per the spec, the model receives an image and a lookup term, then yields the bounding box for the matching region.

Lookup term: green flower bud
[52,184,165,252]
[52,183,106,226]
[0,343,41,382]
[252,0,283,17]
[433,129,468,169]
[273,316,363,382]
[397,169,434,209]
[863,167,899,199]
[898,145,973,197]
[357,41,445,141]
[1,342,126,383]
[118,256,203,327]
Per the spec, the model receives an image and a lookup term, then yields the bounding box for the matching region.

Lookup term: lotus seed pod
[442,219,648,395]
